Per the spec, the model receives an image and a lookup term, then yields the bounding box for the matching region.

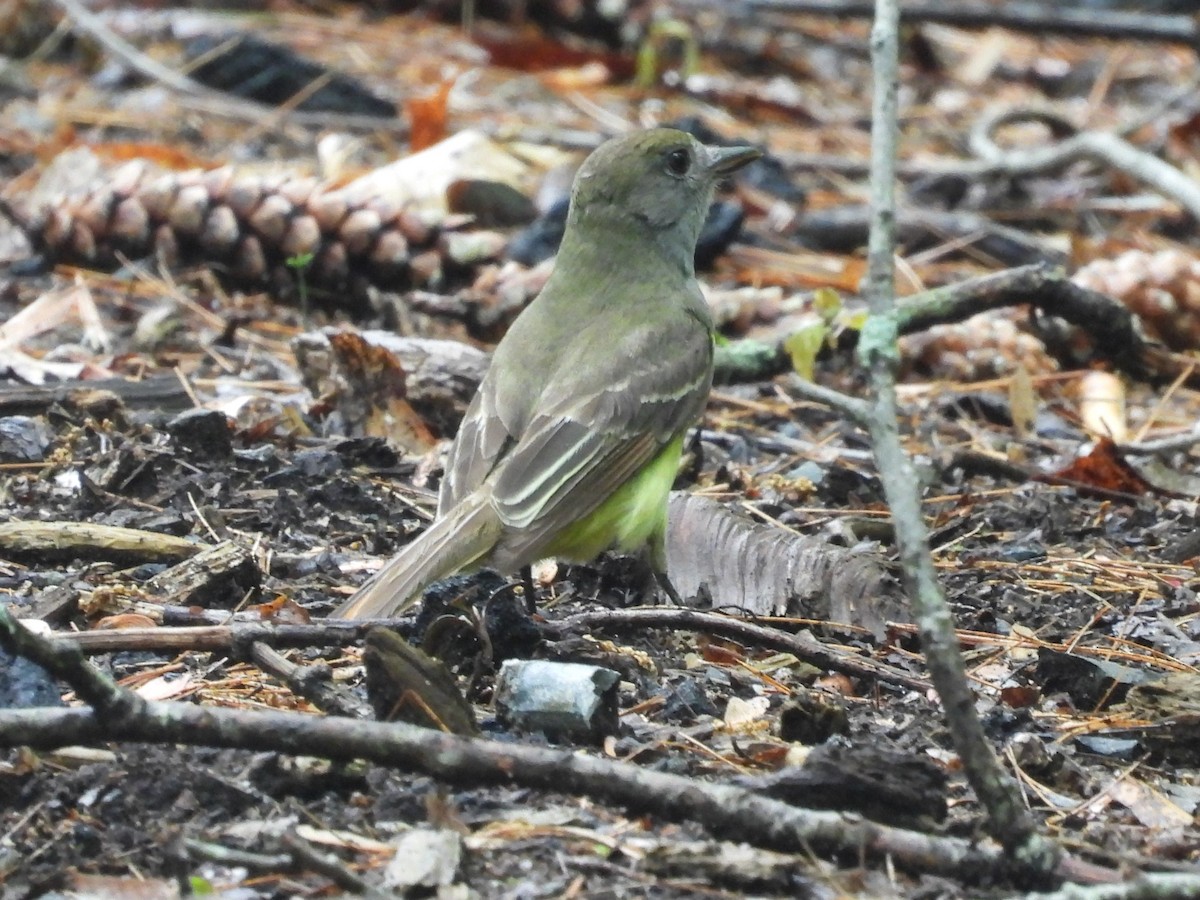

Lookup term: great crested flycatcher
[334,128,760,619]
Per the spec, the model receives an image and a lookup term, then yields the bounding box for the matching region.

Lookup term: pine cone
[16,162,472,312]
[1071,249,1200,351]
[900,311,1059,381]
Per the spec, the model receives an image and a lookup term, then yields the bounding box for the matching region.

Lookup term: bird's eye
[665,148,691,176]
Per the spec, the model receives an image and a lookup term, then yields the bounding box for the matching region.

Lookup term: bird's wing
[485,309,713,560]
[437,379,512,515]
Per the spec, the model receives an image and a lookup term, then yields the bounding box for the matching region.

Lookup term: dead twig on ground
[50,0,404,131]
[0,608,1126,885]
[969,108,1200,222]
[546,607,931,693]
[719,262,1200,390]
[52,621,406,654]
[48,605,928,693]
[246,640,372,719]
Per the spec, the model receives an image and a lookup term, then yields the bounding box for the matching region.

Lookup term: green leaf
[636,19,699,87]
[784,323,828,381]
[811,286,843,324]
[841,309,869,332]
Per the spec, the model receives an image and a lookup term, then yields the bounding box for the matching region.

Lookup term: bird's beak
[704,144,762,176]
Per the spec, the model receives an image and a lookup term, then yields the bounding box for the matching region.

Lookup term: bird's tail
[332,495,503,619]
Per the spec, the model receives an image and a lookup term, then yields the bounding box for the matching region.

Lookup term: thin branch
[58,621,410,654]
[0,701,1020,878]
[1121,424,1200,456]
[547,607,931,692]
[0,597,144,721]
[784,378,873,429]
[52,0,210,96]
[894,263,1200,390]
[857,0,1057,873]
[716,262,1199,391]
[970,108,1200,222]
[247,641,372,719]
[48,607,928,693]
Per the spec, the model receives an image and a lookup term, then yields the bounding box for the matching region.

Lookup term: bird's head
[566,128,761,273]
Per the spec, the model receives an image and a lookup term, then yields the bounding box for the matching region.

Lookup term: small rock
[495,659,620,742]
[291,448,343,477]
[695,200,746,270]
[662,678,718,722]
[446,178,537,227]
[382,828,462,890]
[1074,735,1141,760]
[0,415,53,462]
[506,196,569,266]
[0,647,64,709]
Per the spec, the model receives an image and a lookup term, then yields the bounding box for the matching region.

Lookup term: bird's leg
[654,569,684,606]
[518,564,537,613]
[682,426,705,483]
[647,527,684,606]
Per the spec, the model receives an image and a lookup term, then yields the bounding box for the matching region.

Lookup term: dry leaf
[1047,438,1151,497]
[407,79,456,153]
[1009,364,1036,439]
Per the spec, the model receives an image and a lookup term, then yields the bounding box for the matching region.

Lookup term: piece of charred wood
[184,32,396,117]
[744,740,948,831]
[363,627,479,736]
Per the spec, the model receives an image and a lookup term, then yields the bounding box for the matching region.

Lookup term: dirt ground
[2,2,1199,897]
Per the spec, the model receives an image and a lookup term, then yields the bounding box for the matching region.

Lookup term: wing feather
[490,326,711,561]
[439,297,713,565]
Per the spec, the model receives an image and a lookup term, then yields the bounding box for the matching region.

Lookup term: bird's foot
[654,570,684,606]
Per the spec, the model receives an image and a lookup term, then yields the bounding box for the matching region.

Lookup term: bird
[333,128,761,619]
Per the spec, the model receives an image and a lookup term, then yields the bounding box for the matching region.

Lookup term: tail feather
[333,495,502,619]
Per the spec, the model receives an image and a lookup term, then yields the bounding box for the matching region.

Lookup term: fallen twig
[895,263,1198,389]
[0,699,1022,878]
[51,621,410,655]
[0,606,1014,880]
[247,640,372,719]
[718,262,1199,390]
[969,108,1200,223]
[49,604,927,692]
[0,521,200,565]
[546,607,931,693]
[51,0,404,131]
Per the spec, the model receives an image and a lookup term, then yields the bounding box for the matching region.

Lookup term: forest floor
[1,2,1199,897]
